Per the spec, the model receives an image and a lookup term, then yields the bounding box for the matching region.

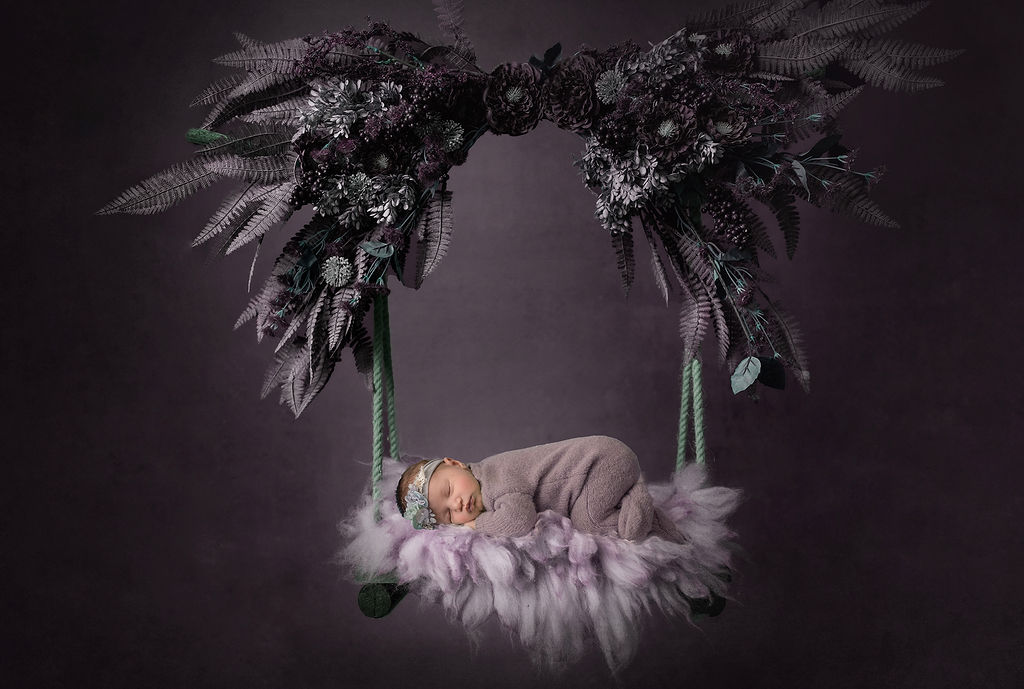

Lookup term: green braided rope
[676,358,693,471]
[691,358,706,465]
[380,293,400,460]
[371,295,387,521]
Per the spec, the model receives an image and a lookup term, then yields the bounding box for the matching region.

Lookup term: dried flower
[322,256,355,287]
[484,62,544,136]
[542,52,602,133]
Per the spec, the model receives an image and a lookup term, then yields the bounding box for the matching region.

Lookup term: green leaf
[360,241,395,258]
[187,128,230,145]
[731,356,761,394]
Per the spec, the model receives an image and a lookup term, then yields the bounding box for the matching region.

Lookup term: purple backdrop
[5,0,1022,687]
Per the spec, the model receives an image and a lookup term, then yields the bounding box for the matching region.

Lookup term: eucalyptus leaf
[359,241,395,258]
[730,356,761,394]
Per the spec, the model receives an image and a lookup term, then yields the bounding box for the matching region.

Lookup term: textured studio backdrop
[4,1,1022,688]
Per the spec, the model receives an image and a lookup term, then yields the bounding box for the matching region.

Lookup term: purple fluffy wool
[337,459,741,673]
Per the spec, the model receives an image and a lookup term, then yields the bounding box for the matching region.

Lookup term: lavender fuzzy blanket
[337,458,742,672]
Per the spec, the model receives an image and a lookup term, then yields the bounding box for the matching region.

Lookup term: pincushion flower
[542,52,601,133]
[705,30,756,74]
[483,62,544,135]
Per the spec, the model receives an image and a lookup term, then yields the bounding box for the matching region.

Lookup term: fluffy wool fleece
[337,458,742,673]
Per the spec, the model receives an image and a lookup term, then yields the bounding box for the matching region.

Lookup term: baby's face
[427,458,483,525]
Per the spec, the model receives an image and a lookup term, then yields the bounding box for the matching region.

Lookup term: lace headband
[402,459,443,529]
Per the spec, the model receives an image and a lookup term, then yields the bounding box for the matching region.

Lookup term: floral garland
[98,0,960,416]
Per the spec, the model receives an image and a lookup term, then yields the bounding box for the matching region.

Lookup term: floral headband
[402,459,443,530]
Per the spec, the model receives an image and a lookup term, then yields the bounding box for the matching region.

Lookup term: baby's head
[396,457,483,529]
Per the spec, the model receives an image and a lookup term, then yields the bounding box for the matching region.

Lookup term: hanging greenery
[98,0,961,415]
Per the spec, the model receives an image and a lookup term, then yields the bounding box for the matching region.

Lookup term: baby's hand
[464,520,476,530]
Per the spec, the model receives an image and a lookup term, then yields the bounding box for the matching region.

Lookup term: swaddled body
[470,435,684,542]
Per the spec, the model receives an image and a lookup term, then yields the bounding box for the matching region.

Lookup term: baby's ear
[443,457,466,468]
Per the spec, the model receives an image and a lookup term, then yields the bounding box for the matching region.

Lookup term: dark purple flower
[541,52,601,134]
[483,62,544,136]
[705,30,756,75]
[706,108,751,144]
[640,100,698,162]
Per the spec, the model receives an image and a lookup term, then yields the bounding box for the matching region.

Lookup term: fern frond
[213,38,311,72]
[678,284,712,364]
[225,183,296,254]
[215,38,363,73]
[811,166,900,227]
[709,291,730,364]
[202,73,308,129]
[433,0,477,63]
[791,1,929,40]
[349,320,374,386]
[677,234,715,290]
[762,298,810,391]
[612,231,636,296]
[190,74,246,108]
[768,191,800,258]
[96,158,221,215]
[261,338,303,399]
[191,182,269,246]
[641,218,671,305]
[843,54,944,92]
[746,211,777,258]
[195,123,296,158]
[757,37,851,77]
[414,189,454,287]
[274,291,315,353]
[328,288,358,351]
[749,0,813,36]
[306,289,329,358]
[239,96,309,126]
[685,0,775,29]
[233,32,262,50]
[205,152,298,184]
[748,71,798,81]
[853,38,965,69]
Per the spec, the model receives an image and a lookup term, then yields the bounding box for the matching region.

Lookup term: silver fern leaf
[678,285,712,365]
[233,32,262,51]
[202,72,308,129]
[225,183,296,254]
[709,290,730,364]
[843,54,944,91]
[757,37,851,77]
[191,182,271,247]
[239,96,308,126]
[641,221,671,305]
[433,0,477,64]
[612,231,636,296]
[685,0,776,30]
[853,38,965,69]
[791,1,930,40]
[749,0,813,36]
[768,191,801,259]
[96,157,224,215]
[205,153,298,185]
[190,74,246,108]
[327,290,356,351]
[414,188,454,287]
[194,122,296,158]
[213,38,311,72]
[261,338,303,399]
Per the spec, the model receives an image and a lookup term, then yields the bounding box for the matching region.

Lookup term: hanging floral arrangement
[98,0,961,416]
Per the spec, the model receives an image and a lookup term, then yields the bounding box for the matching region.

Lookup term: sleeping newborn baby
[395,435,686,543]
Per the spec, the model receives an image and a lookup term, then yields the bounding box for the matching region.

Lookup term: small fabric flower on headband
[403,487,437,530]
